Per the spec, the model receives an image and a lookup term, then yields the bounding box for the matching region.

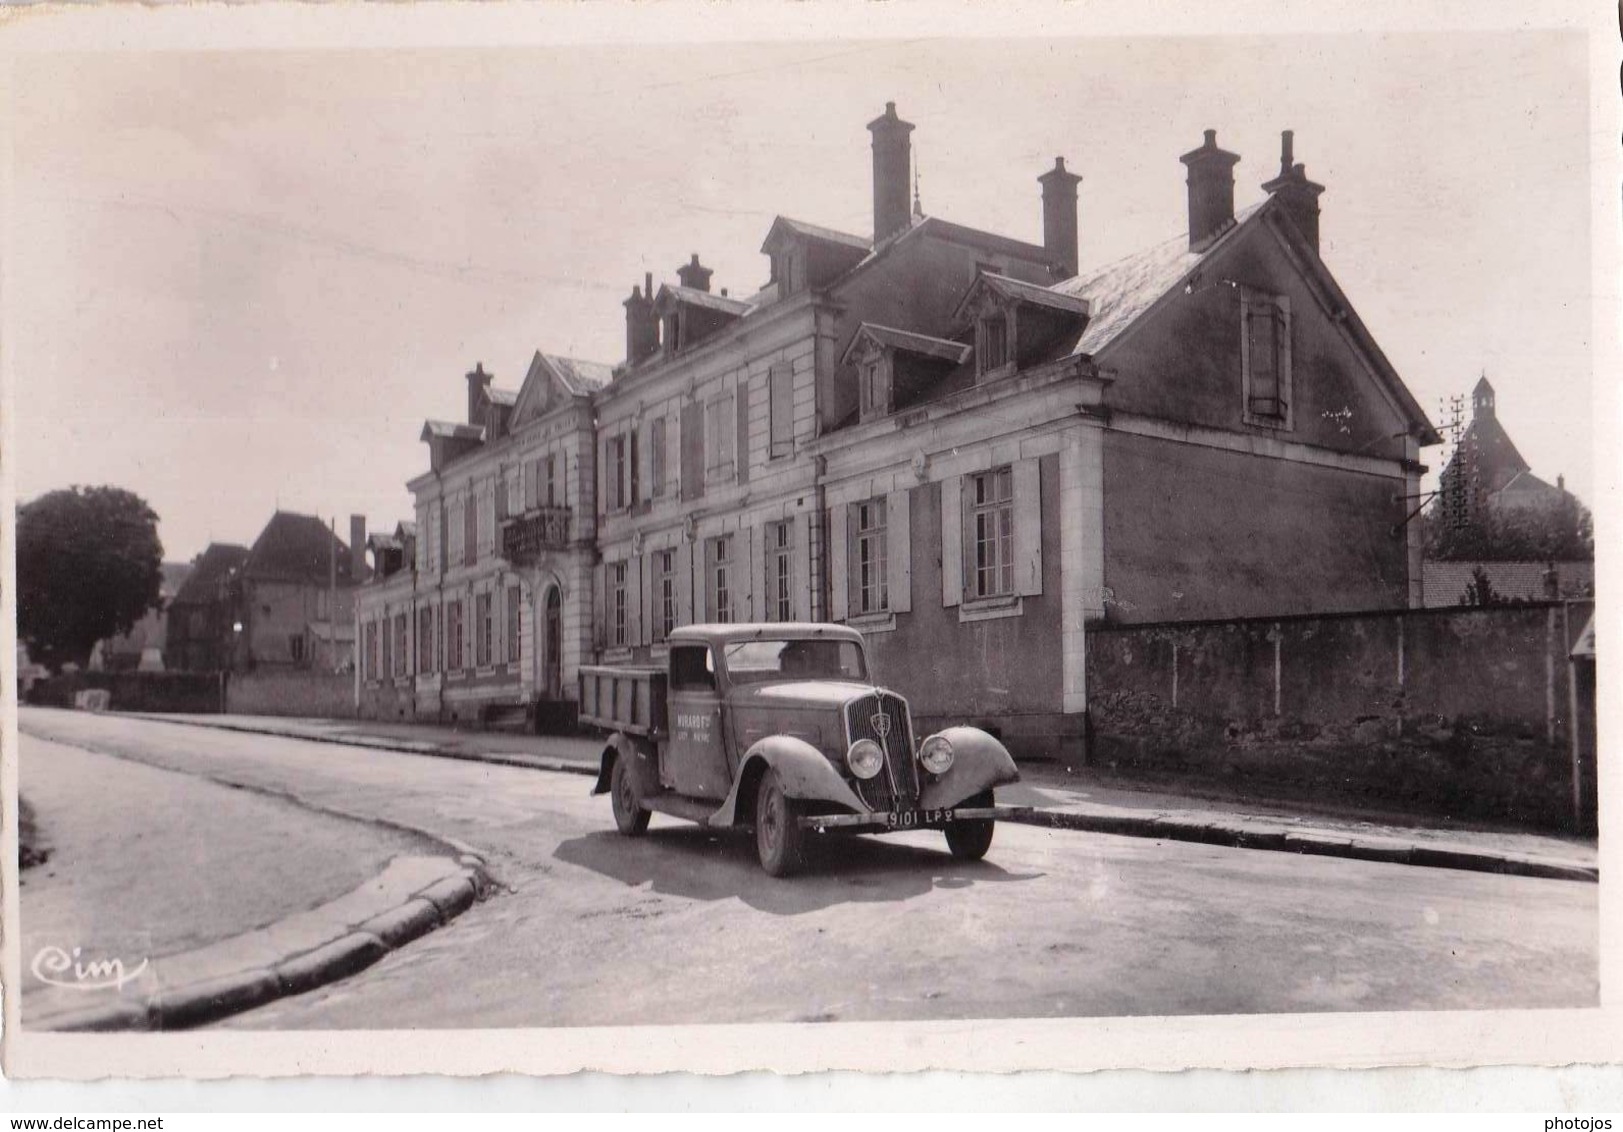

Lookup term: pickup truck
[579,622,1020,876]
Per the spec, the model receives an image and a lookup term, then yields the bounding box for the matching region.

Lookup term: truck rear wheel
[755,769,807,877]
[610,754,650,836]
[944,791,995,860]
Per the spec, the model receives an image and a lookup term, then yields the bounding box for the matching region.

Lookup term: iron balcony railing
[500,506,572,564]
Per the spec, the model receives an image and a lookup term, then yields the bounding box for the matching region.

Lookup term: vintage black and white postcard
[1,0,1618,1094]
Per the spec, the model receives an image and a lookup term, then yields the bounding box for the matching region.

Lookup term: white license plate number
[885,808,953,829]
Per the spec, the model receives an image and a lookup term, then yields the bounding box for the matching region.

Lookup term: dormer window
[977,313,1011,377]
[860,357,891,419]
[662,311,682,355]
[774,251,801,298]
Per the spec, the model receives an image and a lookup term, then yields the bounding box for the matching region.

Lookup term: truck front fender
[918,726,1021,811]
[590,732,660,800]
[710,735,868,829]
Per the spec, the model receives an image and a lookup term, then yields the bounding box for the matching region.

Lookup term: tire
[944,791,995,861]
[610,753,650,836]
[755,769,807,877]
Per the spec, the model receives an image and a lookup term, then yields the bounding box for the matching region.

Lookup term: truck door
[665,644,731,800]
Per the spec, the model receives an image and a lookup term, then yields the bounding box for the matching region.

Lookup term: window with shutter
[506,585,521,664]
[680,401,705,501]
[969,467,1015,599]
[651,417,667,496]
[418,606,434,673]
[853,500,888,614]
[655,550,676,641]
[769,363,794,458]
[978,315,1011,376]
[611,562,628,647]
[1242,292,1292,427]
[766,521,793,622]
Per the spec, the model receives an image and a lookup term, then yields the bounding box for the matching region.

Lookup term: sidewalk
[138,711,1597,882]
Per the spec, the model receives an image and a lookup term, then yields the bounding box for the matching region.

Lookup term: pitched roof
[1421,560,1595,607]
[954,271,1092,323]
[421,420,486,441]
[541,354,614,396]
[843,322,972,366]
[243,511,362,585]
[171,543,249,606]
[160,561,193,600]
[1442,411,1530,496]
[485,386,519,407]
[654,284,755,317]
[761,216,871,253]
[1052,202,1265,357]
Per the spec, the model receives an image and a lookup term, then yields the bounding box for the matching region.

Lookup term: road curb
[30,856,493,1032]
[997,807,1597,883]
[115,713,1595,884]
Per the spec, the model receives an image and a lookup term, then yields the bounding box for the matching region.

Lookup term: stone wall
[226,670,355,719]
[1085,601,1594,830]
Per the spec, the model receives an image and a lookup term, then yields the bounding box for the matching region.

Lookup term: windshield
[722,638,868,685]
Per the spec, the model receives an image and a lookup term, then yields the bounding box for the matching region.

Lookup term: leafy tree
[16,486,164,672]
[1462,564,1500,607]
[1424,494,1594,562]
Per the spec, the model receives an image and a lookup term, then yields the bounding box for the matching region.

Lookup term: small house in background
[163,543,250,672]
[1422,560,1595,607]
[89,561,193,672]
[236,510,370,672]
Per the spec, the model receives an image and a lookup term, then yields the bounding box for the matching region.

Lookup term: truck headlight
[919,734,955,775]
[847,739,884,780]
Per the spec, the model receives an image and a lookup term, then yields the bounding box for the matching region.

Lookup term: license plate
[884,808,954,829]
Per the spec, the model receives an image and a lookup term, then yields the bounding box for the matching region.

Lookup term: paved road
[18,708,1599,1027]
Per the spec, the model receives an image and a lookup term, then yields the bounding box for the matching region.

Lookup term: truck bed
[577,664,668,738]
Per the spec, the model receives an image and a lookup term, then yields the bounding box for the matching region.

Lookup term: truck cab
[581,623,1020,876]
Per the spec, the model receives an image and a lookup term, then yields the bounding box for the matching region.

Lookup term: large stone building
[357,107,1438,760]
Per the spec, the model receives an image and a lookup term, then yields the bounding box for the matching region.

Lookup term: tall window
[611,562,628,647]
[970,467,1015,598]
[545,454,558,507]
[365,622,378,680]
[629,428,641,506]
[464,491,478,567]
[608,436,627,511]
[978,315,1010,375]
[506,585,522,664]
[291,634,306,664]
[447,601,464,671]
[418,606,434,673]
[1243,293,1291,426]
[394,613,408,677]
[475,593,493,667]
[710,537,732,623]
[524,457,539,511]
[855,500,889,614]
[767,522,793,622]
[769,363,794,458]
[651,418,667,496]
[706,395,734,476]
[656,550,677,641]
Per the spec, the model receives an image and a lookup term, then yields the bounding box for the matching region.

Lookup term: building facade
[357,107,1438,760]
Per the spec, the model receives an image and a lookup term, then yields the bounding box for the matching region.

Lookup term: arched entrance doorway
[540,584,563,700]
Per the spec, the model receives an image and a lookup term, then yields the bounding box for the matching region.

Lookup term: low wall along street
[226,670,355,719]
[27,671,226,714]
[1084,601,1595,830]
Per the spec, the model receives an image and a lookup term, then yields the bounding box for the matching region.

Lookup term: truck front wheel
[610,754,650,836]
[755,769,807,877]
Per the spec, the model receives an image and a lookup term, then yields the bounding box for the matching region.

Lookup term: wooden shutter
[644,551,659,642]
[627,555,644,646]
[675,541,693,626]
[1013,458,1043,596]
[524,459,538,510]
[795,511,813,622]
[681,401,705,501]
[591,562,607,654]
[495,465,508,520]
[759,523,773,622]
[651,418,666,498]
[829,502,849,620]
[736,381,751,485]
[464,491,477,567]
[941,476,963,606]
[770,362,793,458]
[887,487,912,613]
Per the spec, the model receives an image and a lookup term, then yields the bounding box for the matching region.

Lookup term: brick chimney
[466,362,493,425]
[866,101,915,244]
[1178,129,1241,251]
[1260,130,1325,254]
[349,514,366,581]
[1038,156,1083,279]
[623,272,658,365]
[676,254,713,293]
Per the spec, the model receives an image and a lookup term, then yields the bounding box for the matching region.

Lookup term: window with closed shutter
[1242,292,1292,427]
[651,417,667,496]
[769,363,794,457]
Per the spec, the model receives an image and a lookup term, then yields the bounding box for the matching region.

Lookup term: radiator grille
[845,692,919,811]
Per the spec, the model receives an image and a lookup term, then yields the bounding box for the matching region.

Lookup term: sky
[4,30,1596,563]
